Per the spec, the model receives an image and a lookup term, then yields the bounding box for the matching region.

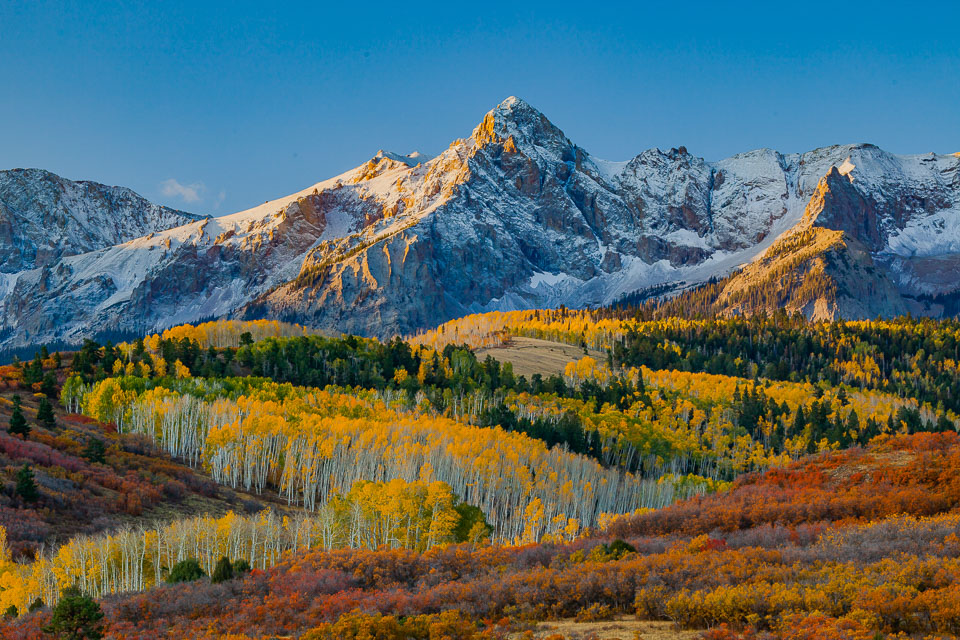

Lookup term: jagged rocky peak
[352,151,418,183]
[473,96,574,154]
[622,146,700,175]
[616,147,714,237]
[808,146,959,246]
[801,165,883,250]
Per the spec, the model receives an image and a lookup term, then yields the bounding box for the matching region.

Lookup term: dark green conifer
[37,397,56,430]
[16,464,39,503]
[166,558,205,583]
[8,394,29,437]
[210,556,234,583]
[83,437,107,464]
[42,585,104,640]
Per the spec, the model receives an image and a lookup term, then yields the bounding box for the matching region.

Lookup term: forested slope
[0,353,281,560]
[0,317,958,639]
[2,432,960,639]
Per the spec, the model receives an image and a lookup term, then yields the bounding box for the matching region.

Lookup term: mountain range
[1,97,958,349]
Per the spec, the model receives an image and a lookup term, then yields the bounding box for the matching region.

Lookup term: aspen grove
[71,377,697,543]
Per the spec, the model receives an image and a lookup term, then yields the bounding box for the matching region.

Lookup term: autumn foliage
[3,316,960,639]
[0,433,957,638]
[604,431,960,538]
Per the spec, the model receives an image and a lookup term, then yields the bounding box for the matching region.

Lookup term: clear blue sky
[2,1,958,214]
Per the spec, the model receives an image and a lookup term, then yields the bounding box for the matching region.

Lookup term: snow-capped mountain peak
[473,96,573,155]
[372,150,433,167]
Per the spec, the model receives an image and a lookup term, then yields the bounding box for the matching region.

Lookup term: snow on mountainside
[1,98,958,348]
[0,169,205,274]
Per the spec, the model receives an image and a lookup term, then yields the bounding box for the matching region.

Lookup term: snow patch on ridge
[663,229,712,250]
[884,207,960,257]
[529,271,576,288]
[589,157,629,184]
[375,150,435,166]
[0,271,21,306]
[319,209,355,242]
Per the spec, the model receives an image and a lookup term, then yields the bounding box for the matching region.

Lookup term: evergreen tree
[3,605,16,619]
[166,558,205,583]
[859,416,880,445]
[771,418,786,452]
[41,371,58,397]
[453,503,492,543]
[792,404,806,436]
[83,437,107,464]
[896,406,923,434]
[37,397,56,430]
[846,409,860,441]
[836,387,849,406]
[809,401,830,439]
[828,413,845,443]
[42,585,104,640]
[23,353,43,385]
[938,412,955,432]
[8,395,29,437]
[210,556,234,583]
[606,538,637,558]
[16,464,39,503]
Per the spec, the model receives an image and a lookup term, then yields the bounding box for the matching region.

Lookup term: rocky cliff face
[1,98,958,348]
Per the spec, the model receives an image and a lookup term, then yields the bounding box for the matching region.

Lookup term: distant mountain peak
[0,168,203,274]
[492,95,540,118]
[802,165,881,249]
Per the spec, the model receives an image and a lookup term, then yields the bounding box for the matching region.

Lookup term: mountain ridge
[1,97,958,348]
[0,167,206,274]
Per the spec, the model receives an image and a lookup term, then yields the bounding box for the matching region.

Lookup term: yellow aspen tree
[173,359,192,379]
